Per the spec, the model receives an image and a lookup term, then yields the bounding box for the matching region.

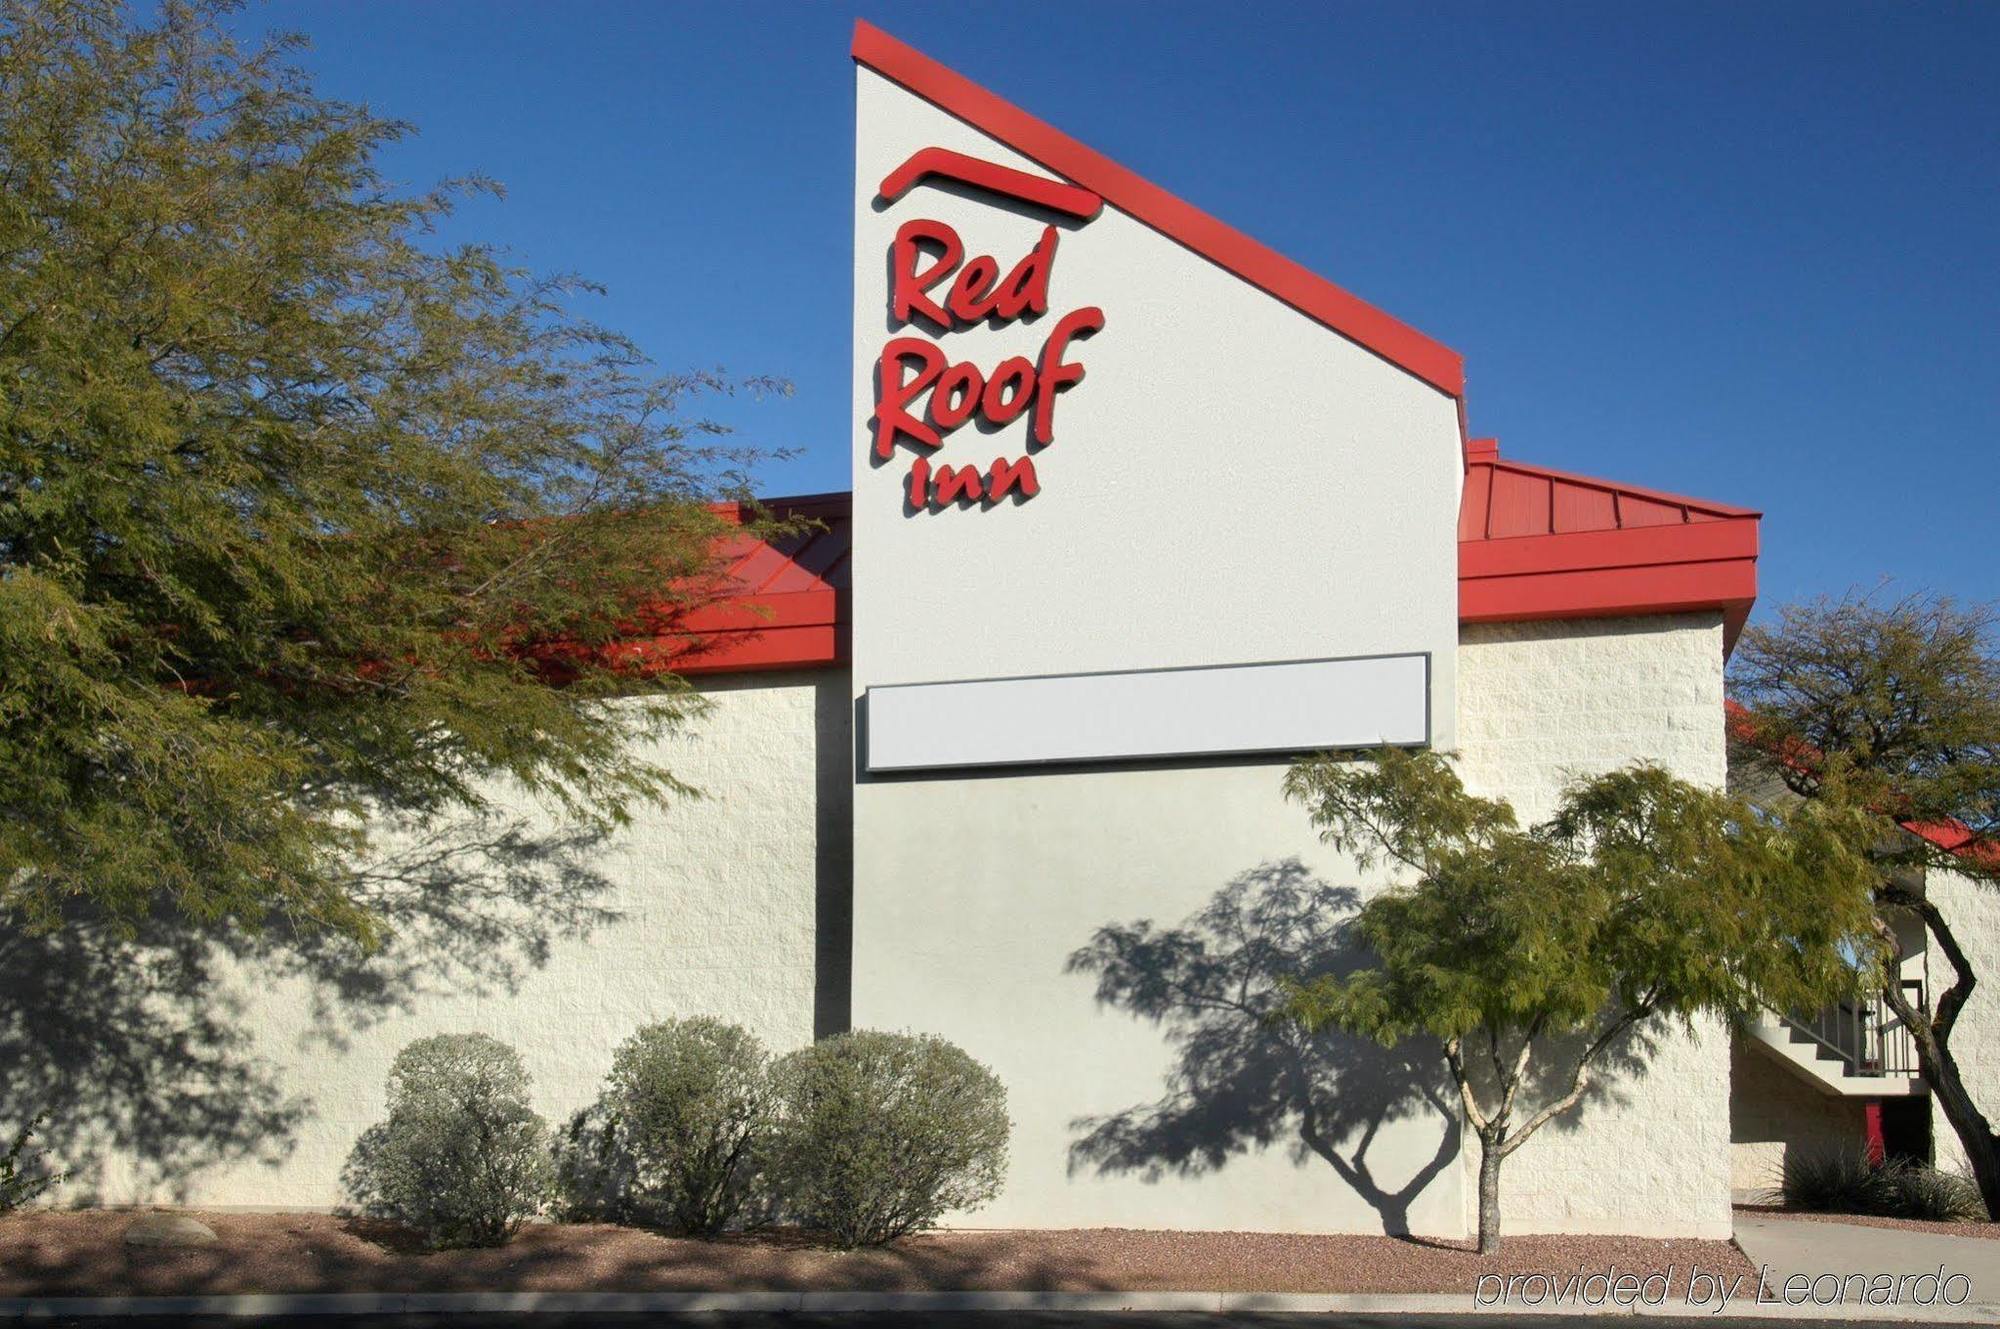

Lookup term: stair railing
[1781,979,1926,1078]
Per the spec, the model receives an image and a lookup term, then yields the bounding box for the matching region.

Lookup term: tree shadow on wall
[0,807,623,1203]
[1065,859,1458,1237]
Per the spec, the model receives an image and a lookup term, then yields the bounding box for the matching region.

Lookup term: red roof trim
[1460,521,1756,580]
[621,493,851,677]
[1458,445,1760,651]
[1460,558,1758,647]
[850,20,1465,400]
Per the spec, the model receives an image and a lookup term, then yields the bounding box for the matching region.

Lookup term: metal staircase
[1747,981,1929,1097]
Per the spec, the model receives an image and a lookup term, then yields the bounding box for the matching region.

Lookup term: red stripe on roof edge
[667,441,1762,672]
[850,20,1466,400]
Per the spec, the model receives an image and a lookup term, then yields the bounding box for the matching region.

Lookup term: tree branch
[1879,882,1975,1042]
[1445,1036,1488,1134]
[1496,1005,1650,1159]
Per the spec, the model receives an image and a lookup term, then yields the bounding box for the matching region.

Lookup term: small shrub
[606,1017,771,1236]
[765,1029,1008,1248]
[1776,1145,1989,1223]
[0,1112,65,1210]
[1879,1161,1988,1223]
[1776,1144,1887,1214]
[342,1033,552,1249]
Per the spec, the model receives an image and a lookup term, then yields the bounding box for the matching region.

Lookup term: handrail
[1779,979,1926,1078]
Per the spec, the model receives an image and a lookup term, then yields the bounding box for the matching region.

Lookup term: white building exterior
[45,21,1990,1241]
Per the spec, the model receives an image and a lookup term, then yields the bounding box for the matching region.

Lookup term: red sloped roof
[1457,439,1760,650]
[652,444,1758,675]
[1458,438,1758,539]
[614,493,849,677]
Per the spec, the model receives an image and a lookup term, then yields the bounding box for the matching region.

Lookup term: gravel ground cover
[0,1211,1754,1297]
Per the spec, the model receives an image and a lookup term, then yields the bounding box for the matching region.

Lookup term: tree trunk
[1927,1049,2000,1220]
[1878,888,2000,1220]
[1475,1135,1503,1255]
[1887,975,2000,1217]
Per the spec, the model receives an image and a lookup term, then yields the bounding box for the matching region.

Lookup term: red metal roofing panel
[1552,483,1617,535]
[1486,469,1551,539]
[1457,443,1761,651]
[1457,464,1493,542]
[1618,495,1688,529]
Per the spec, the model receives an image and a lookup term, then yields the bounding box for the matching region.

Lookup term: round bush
[606,1016,770,1236]
[765,1030,1008,1248]
[342,1033,552,1249]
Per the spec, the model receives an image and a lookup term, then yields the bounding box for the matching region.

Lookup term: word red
[893,219,1057,328]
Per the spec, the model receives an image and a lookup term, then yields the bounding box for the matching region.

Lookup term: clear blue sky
[230,1,1998,618]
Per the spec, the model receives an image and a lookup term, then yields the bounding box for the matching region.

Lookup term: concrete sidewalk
[1733,1213,1997,1310]
[2,1287,1997,1321]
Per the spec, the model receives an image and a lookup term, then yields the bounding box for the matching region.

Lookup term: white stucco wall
[53,612,1744,1235]
[830,611,1734,1236]
[1926,866,2000,1178]
[851,758,1466,1234]
[1454,612,1734,1239]
[74,671,849,1208]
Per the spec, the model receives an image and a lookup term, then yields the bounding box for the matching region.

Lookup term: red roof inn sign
[871,149,1105,512]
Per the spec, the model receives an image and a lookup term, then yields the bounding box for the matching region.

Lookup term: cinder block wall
[1454,612,1734,1239]
[1727,1038,1866,1194]
[76,671,849,1208]
[61,614,1742,1237]
[1926,867,2000,1179]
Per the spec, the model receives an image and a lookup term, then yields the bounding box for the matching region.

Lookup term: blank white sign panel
[864,654,1429,773]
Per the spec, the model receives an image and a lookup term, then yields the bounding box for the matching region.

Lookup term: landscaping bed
[0,1210,1754,1297]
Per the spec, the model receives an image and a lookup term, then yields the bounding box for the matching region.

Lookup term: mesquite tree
[1730,591,2000,1218]
[0,2,780,949]
[1283,749,1879,1254]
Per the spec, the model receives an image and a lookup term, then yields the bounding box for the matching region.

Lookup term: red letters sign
[871,149,1104,511]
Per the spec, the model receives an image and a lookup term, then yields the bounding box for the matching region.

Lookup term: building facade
[60,23,1986,1239]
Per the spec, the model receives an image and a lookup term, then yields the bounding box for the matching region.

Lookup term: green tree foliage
[1730,590,2000,1218]
[0,1109,64,1209]
[0,1,781,947]
[1282,748,1879,1254]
